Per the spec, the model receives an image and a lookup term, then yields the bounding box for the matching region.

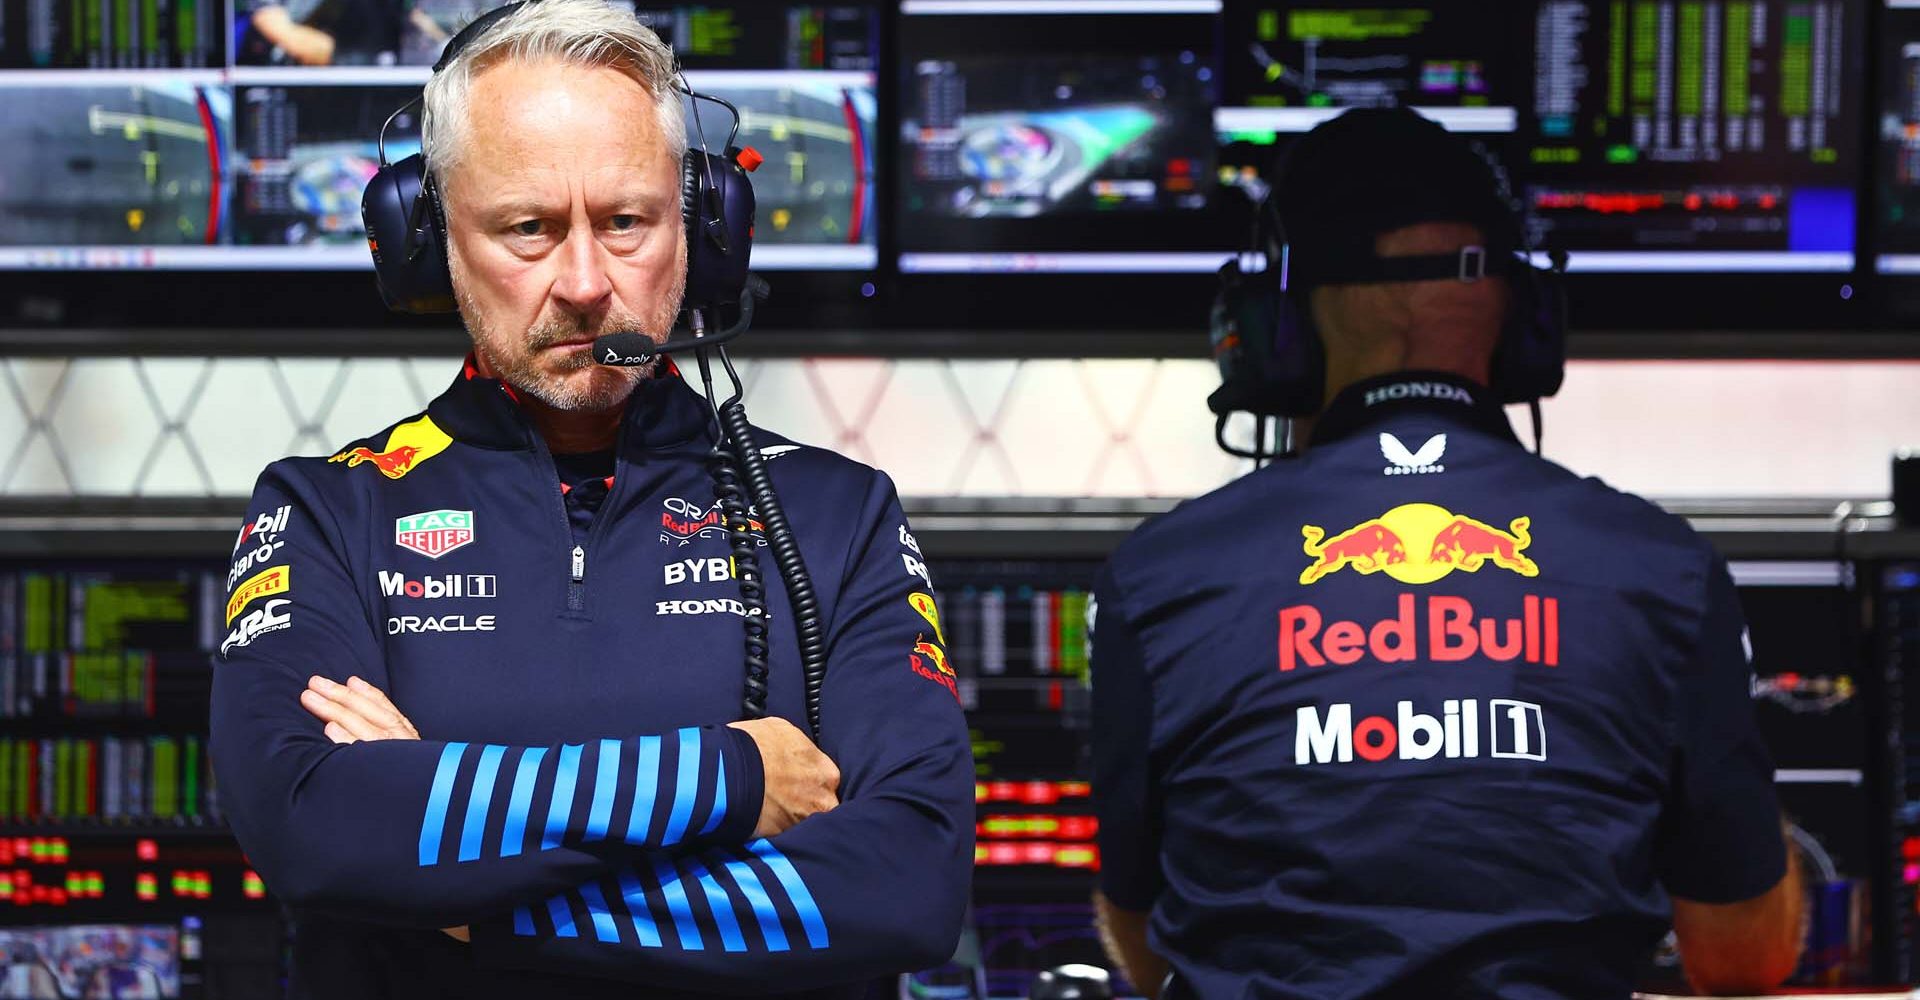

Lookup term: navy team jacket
[1091,372,1786,1000]
[210,362,974,998]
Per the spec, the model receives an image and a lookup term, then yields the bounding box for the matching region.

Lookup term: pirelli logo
[227,566,291,626]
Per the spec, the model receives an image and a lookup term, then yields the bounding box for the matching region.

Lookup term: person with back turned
[1087,107,1803,999]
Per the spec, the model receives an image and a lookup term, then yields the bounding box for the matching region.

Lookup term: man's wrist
[713,724,766,845]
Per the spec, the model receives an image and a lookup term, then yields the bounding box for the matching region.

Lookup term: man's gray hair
[421,0,687,191]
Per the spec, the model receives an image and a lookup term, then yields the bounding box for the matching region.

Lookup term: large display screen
[1518,0,1863,273]
[0,0,1893,315]
[895,0,1236,274]
[0,925,181,998]
[0,1,880,271]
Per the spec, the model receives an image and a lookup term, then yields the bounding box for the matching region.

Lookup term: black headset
[360,0,757,317]
[1208,132,1569,449]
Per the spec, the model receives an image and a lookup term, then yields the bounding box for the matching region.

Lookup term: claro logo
[1295,699,1547,766]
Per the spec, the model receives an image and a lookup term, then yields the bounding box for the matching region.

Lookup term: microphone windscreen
[592,332,657,367]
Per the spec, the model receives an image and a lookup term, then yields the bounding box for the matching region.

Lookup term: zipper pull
[571,545,586,583]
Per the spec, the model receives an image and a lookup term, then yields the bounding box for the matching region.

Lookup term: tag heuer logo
[395,509,474,559]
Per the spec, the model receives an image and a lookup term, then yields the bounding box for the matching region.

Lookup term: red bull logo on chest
[328,414,454,481]
[1300,503,1538,586]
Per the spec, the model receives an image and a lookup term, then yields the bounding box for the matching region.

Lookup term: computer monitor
[895,0,1235,275]
[1873,2,1920,279]
[0,0,222,68]
[1517,0,1864,274]
[0,924,181,998]
[0,79,232,265]
[0,1,880,275]
[1214,0,1525,195]
[644,4,881,270]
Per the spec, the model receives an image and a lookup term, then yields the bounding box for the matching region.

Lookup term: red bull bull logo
[913,637,954,677]
[1430,517,1538,576]
[1301,503,1538,585]
[335,445,421,477]
[328,415,453,481]
[909,634,959,703]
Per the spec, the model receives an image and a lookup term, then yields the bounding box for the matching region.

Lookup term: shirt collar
[428,354,709,454]
[1309,370,1519,448]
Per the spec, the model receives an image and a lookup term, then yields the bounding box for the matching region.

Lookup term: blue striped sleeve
[661,728,701,847]
[500,746,545,858]
[720,856,790,952]
[416,742,467,867]
[585,738,620,842]
[458,745,507,862]
[542,743,584,851]
[750,838,829,948]
[411,726,747,870]
[654,856,703,951]
[686,857,747,953]
[547,893,578,939]
[617,867,663,948]
[580,880,621,944]
[625,734,661,845]
[698,752,727,836]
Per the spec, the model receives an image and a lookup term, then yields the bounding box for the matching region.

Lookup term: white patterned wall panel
[1528,360,1920,498]
[3,359,79,494]
[186,360,302,485]
[1,355,1917,500]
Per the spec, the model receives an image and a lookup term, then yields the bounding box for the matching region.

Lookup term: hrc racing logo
[659,497,764,546]
[1300,503,1537,585]
[395,510,474,559]
[227,566,290,626]
[228,505,292,589]
[1295,698,1546,766]
[328,414,454,481]
[222,598,292,657]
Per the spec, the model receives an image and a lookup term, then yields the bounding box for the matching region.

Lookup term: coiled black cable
[715,385,829,739]
[708,446,771,720]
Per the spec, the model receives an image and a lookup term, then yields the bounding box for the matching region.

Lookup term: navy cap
[1274,107,1519,288]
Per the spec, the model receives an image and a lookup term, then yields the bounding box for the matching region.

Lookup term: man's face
[442,57,686,411]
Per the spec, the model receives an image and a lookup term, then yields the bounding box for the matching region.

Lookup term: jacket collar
[1309,370,1519,449]
[427,355,712,454]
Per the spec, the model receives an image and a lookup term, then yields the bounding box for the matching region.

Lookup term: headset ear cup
[425,175,449,257]
[1494,263,1568,404]
[681,149,704,302]
[1207,262,1325,419]
[1267,292,1325,417]
[360,152,455,314]
[680,148,756,311]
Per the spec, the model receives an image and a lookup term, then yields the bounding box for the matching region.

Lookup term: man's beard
[456,267,686,413]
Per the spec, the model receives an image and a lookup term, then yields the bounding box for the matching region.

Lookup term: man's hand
[299,675,420,744]
[727,717,840,838]
[1095,891,1168,1000]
